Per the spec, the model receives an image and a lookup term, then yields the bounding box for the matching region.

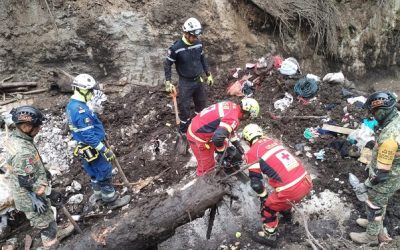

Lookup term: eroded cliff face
[0,0,398,86]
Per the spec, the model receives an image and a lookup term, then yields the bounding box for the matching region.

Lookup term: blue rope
[294,78,319,98]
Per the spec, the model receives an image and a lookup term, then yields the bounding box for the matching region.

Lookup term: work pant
[187,132,215,176]
[261,175,312,231]
[81,154,115,202]
[366,175,400,236]
[178,78,207,133]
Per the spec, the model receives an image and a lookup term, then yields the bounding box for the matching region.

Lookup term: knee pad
[366,202,383,222]
[40,221,57,241]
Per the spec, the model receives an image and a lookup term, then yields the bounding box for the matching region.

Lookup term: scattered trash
[235,231,241,238]
[347,96,367,105]
[306,74,320,82]
[232,68,241,78]
[273,92,293,111]
[67,194,84,205]
[279,57,300,76]
[294,77,319,99]
[71,215,81,221]
[322,71,345,84]
[313,149,325,160]
[303,127,319,141]
[362,118,378,130]
[347,124,375,150]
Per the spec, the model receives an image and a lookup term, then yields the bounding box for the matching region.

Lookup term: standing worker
[350,91,400,245]
[164,17,213,141]
[66,74,130,209]
[7,106,73,249]
[242,124,312,242]
[187,98,259,176]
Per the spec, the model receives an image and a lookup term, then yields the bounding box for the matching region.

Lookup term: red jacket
[245,138,306,189]
[189,101,242,150]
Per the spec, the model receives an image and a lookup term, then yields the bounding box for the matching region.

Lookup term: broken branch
[0,82,37,89]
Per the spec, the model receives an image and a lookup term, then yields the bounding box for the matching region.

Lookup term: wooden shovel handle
[171,89,180,125]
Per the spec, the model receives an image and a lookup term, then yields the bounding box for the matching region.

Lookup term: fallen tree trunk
[0,82,37,89]
[59,178,227,250]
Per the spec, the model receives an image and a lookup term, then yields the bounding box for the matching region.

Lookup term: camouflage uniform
[6,129,55,241]
[366,113,400,236]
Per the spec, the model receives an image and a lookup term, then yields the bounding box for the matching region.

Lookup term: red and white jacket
[245,138,307,192]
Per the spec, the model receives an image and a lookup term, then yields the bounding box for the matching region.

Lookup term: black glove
[366,169,390,186]
[47,190,62,207]
[231,140,245,155]
[28,192,48,214]
[215,150,225,165]
[225,146,243,167]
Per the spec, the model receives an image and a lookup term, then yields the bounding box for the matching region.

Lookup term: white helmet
[182,17,202,36]
[72,74,97,90]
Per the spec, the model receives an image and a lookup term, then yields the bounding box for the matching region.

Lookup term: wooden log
[0,82,37,89]
[58,178,227,250]
[321,124,355,135]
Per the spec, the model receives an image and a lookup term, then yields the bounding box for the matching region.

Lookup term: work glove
[215,150,225,165]
[206,73,214,86]
[103,147,115,162]
[231,140,244,155]
[225,146,243,167]
[365,169,390,187]
[164,80,176,93]
[28,192,48,214]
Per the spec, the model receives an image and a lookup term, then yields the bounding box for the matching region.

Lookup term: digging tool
[218,161,259,182]
[170,88,180,125]
[61,205,83,234]
[213,148,228,177]
[206,205,218,239]
[104,139,130,188]
[171,89,188,155]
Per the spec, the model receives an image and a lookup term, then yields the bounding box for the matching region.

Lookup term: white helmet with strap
[72,74,97,90]
[182,17,202,36]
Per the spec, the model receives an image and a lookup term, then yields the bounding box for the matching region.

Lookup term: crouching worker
[66,74,130,209]
[187,98,259,176]
[7,106,73,249]
[242,124,312,243]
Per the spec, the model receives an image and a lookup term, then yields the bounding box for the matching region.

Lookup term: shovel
[171,89,188,155]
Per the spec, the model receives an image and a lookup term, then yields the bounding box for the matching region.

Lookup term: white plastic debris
[273,92,294,111]
[67,194,84,205]
[322,71,345,84]
[71,180,82,191]
[347,96,367,104]
[71,215,81,221]
[306,74,321,82]
[279,57,300,76]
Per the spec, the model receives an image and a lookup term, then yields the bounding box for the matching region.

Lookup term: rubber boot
[107,194,131,210]
[349,232,378,245]
[57,223,74,242]
[251,230,277,247]
[355,218,393,243]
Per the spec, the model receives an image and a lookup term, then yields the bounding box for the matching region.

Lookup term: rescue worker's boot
[349,232,378,245]
[251,225,278,247]
[176,132,189,155]
[89,192,102,206]
[106,194,132,210]
[355,218,392,243]
[57,223,74,242]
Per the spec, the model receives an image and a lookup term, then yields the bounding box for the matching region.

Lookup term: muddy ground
[1,0,400,249]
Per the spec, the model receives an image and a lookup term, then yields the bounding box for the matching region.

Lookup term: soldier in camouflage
[6,106,72,249]
[350,91,400,245]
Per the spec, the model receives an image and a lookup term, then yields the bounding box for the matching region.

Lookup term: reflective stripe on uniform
[69,125,94,132]
[261,145,285,162]
[275,172,307,192]
[167,56,176,62]
[188,124,208,143]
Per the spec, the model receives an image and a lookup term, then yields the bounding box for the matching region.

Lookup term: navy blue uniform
[66,95,115,200]
[164,37,210,133]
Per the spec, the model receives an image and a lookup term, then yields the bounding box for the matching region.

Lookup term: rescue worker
[164,17,213,136]
[350,90,400,245]
[7,106,73,249]
[242,124,312,241]
[187,98,259,176]
[66,74,130,209]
